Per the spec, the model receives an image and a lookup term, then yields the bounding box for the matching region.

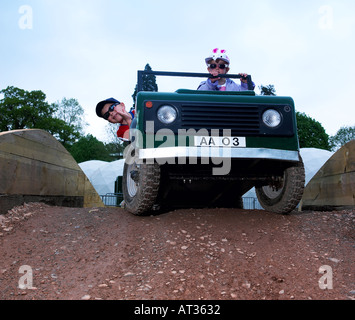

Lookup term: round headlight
[262,109,282,128]
[157,105,177,124]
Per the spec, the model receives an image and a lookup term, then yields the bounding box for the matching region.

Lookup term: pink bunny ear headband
[205,48,230,65]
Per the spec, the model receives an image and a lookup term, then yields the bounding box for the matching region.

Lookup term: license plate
[195,136,246,148]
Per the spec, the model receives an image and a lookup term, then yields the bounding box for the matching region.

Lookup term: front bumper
[139,147,300,162]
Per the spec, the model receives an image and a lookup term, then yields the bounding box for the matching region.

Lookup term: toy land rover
[122,71,305,215]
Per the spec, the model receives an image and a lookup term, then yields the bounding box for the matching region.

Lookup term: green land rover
[122,71,305,216]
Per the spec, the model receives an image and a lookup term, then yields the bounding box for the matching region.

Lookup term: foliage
[0,86,80,148]
[132,63,158,107]
[1,86,55,131]
[329,126,355,151]
[259,84,276,96]
[52,97,87,137]
[105,141,125,159]
[68,134,114,163]
[104,122,126,159]
[296,112,331,151]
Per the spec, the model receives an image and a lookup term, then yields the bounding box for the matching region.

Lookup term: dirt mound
[0,203,354,301]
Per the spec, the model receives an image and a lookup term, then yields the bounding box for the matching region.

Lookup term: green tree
[0,86,80,147]
[105,141,125,159]
[296,112,331,150]
[132,63,158,107]
[69,134,113,163]
[45,117,81,149]
[52,98,87,137]
[259,84,276,96]
[329,126,355,151]
[0,86,55,131]
[105,123,125,159]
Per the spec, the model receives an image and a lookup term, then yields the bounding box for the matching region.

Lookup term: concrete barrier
[0,129,104,214]
[302,140,355,211]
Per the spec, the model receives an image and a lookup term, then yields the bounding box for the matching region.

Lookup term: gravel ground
[0,203,354,301]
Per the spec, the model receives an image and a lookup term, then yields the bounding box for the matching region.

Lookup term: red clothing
[117,125,129,139]
[116,110,135,139]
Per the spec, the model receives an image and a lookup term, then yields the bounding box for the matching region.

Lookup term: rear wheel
[256,159,305,214]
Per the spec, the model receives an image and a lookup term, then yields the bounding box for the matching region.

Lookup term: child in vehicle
[198,48,254,91]
[96,98,135,141]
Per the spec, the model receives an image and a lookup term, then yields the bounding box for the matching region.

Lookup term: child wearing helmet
[198,48,254,91]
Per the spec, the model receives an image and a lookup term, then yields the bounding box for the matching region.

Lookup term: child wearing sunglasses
[198,48,254,91]
[96,98,135,141]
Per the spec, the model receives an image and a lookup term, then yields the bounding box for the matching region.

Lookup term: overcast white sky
[1,0,354,142]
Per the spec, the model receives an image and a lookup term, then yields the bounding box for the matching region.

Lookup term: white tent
[300,148,334,185]
[79,160,109,179]
[79,159,125,196]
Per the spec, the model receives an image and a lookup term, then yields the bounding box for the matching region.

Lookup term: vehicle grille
[180,104,260,136]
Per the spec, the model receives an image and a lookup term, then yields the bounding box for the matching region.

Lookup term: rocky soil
[0,203,354,301]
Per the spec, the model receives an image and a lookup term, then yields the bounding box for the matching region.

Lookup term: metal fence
[101,193,124,207]
[242,197,264,210]
[100,194,263,210]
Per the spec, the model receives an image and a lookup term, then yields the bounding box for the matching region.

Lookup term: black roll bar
[137,70,254,92]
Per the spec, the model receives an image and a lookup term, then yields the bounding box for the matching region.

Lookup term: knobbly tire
[256,159,305,214]
[122,145,160,216]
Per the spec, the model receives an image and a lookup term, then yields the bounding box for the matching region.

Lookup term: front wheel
[256,159,305,214]
[122,147,160,215]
